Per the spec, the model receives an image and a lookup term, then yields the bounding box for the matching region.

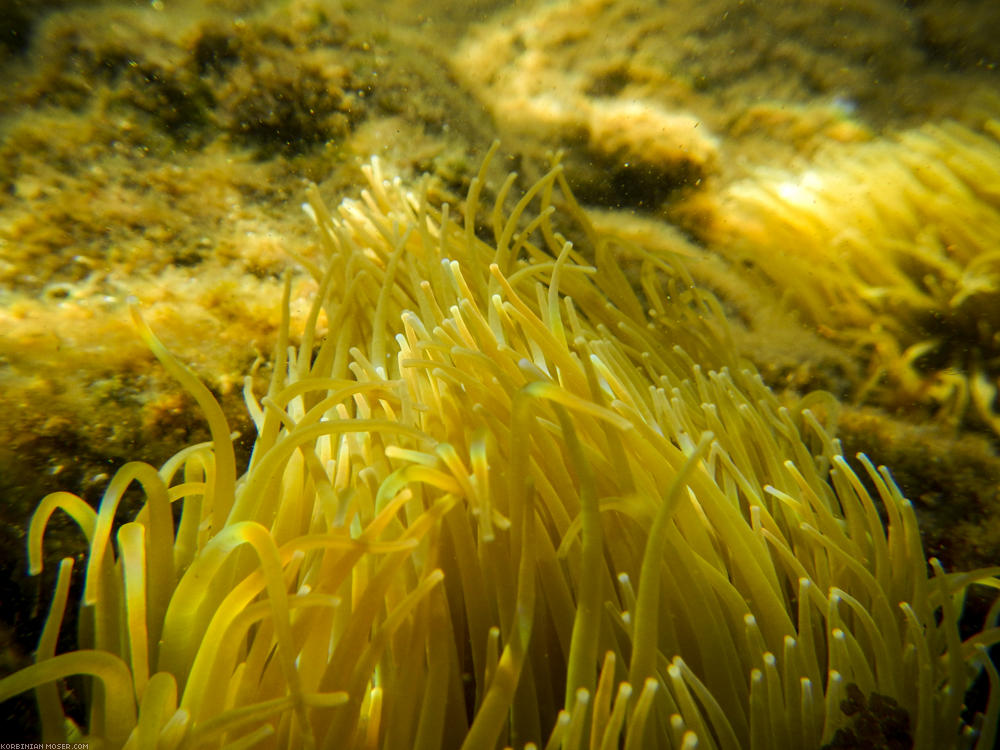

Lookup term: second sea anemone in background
[702,120,1000,436]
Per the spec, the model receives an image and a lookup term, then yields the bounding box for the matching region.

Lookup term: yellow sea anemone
[700,119,1000,434]
[1,145,998,750]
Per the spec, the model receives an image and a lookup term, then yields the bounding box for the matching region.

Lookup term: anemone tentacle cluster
[704,120,1000,434]
[1,147,998,750]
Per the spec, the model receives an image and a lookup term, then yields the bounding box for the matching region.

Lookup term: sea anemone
[700,119,1000,435]
[1,145,998,749]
